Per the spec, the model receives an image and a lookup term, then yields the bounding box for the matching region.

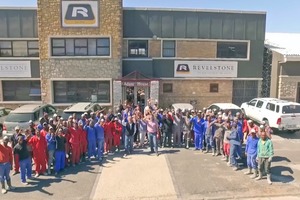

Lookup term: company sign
[0,61,31,77]
[61,1,99,27]
[174,61,238,78]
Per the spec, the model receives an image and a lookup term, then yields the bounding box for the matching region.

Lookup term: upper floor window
[0,40,39,57]
[128,40,148,58]
[162,40,176,57]
[51,38,110,57]
[217,42,248,59]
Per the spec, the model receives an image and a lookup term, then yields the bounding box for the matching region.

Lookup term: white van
[241,98,300,132]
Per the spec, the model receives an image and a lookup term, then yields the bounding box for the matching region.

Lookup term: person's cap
[84,112,88,115]
[100,119,105,122]
[114,117,118,121]
[43,122,47,126]
[91,112,95,115]
[15,126,20,131]
[60,117,64,120]
[81,114,85,117]
[100,113,104,117]
[49,118,53,121]
[260,124,264,129]
[218,115,222,118]
[117,113,121,115]
[218,111,222,115]
[28,120,33,124]
[160,109,164,112]
[236,112,241,116]
[49,126,53,130]
[203,107,207,110]
[248,120,253,123]
[78,121,83,126]
[44,112,48,116]
[191,110,195,113]
[261,121,266,125]
[69,116,73,119]
[251,129,256,133]
[197,110,202,114]
[53,113,57,117]
[3,136,9,142]
[39,117,43,122]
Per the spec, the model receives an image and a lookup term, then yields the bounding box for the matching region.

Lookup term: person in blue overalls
[84,120,97,161]
[190,111,204,151]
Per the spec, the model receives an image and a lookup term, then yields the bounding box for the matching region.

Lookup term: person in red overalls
[69,122,80,166]
[103,117,113,154]
[29,129,47,177]
[113,118,122,152]
[78,122,88,162]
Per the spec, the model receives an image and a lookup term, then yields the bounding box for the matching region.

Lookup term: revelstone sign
[174,61,238,78]
[0,61,31,77]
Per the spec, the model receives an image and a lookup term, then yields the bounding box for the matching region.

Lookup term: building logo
[176,64,190,73]
[61,1,98,27]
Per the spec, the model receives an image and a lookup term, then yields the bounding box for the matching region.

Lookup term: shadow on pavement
[272,165,294,183]
[272,156,291,163]
[273,130,300,139]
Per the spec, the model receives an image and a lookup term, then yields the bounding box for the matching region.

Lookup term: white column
[113,80,122,112]
[150,81,159,103]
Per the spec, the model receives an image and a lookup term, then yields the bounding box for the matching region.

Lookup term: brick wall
[149,40,161,57]
[37,0,123,104]
[159,80,233,109]
[176,40,217,58]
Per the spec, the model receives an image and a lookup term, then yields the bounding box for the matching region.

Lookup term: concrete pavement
[2,132,300,199]
[91,150,177,200]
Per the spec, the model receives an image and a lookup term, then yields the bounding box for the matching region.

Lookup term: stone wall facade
[149,40,162,58]
[37,0,123,104]
[150,81,159,103]
[113,80,122,111]
[278,76,299,102]
[159,80,233,109]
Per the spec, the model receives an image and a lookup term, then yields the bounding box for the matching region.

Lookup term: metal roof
[265,33,300,58]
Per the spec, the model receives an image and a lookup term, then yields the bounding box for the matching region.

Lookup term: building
[0,1,266,110]
[265,33,300,103]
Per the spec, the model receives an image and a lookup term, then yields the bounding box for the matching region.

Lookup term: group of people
[0,100,275,194]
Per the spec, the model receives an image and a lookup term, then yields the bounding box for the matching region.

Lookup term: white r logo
[72,7,88,17]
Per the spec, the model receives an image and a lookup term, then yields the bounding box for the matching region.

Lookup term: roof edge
[123,7,267,15]
[0,7,37,10]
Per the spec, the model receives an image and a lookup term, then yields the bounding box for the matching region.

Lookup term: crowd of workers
[0,100,274,194]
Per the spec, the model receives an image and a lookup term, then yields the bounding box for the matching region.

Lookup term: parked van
[241,98,300,132]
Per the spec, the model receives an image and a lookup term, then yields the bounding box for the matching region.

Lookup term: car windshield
[223,109,241,116]
[62,112,84,121]
[5,113,34,122]
[282,105,300,114]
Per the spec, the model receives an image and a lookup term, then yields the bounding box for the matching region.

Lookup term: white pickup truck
[241,98,300,132]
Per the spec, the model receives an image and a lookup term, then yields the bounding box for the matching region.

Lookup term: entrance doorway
[123,85,149,108]
[297,82,300,103]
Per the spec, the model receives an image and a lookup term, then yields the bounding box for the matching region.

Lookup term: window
[163,83,173,93]
[53,81,111,103]
[2,80,41,101]
[266,103,275,111]
[210,83,219,93]
[0,40,39,57]
[249,100,257,107]
[256,100,264,108]
[282,105,300,114]
[217,42,248,59]
[163,40,176,57]
[51,38,110,57]
[128,40,148,57]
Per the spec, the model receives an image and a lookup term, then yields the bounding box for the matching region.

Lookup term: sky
[0,0,299,33]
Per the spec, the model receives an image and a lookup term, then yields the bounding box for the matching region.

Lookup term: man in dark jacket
[162,112,173,148]
[123,116,136,157]
[227,123,241,171]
